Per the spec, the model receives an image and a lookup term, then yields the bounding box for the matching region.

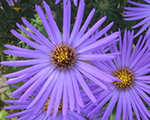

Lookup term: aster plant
[124,0,150,37]
[85,29,150,120]
[1,0,120,118]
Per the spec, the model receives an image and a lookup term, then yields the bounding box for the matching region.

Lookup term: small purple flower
[85,29,150,120]
[1,0,119,118]
[124,0,150,37]
[5,0,17,6]
[54,0,78,6]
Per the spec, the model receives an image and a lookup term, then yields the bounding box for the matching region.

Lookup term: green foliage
[0,110,8,120]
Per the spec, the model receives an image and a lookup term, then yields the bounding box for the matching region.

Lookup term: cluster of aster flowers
[1,0,150,120]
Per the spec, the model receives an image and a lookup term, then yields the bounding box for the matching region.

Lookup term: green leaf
[20,0,30,4]
[12,9,22,24]
[109,113,116,120]
[0,110,8,120]
[1,0,11,13]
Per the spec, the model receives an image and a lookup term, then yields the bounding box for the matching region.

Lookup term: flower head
[1,0,119,118]
[4,87,86,120]
[124,0,150,37]
[85,29,150,120]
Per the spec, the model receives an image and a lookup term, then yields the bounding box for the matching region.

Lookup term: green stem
[0,47,4,61]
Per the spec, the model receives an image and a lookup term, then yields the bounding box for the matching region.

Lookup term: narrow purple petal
[101,92,119,120]
[43,1,62,44]
[6,70,40,84]
[1,59,49,66]
[74,16,107,48]
[128,0,150,8]
[68,0,84,44]
[63,0,71,42]
[16,23,51,50]
[72,8,95,45]
[18,67,53,102]
[134,20,150,38]
[66,70,75,111]
[51,73,63,119]
[76,66,108,89]
[88,90,114,117]
[11,66,52,96]
[78,53,117,61]
[126,91,133,120]
[134,85,150,106]
[3,50,49,59]
[73,68,96,103]
[70,70,84,108]
[115,91,122,120]
[76,61,119,83]
[77,22,114,49]
[36,5,58,45]
[3,62,50,78]
[11,30,49,53]
[62,74,69,116]
[122,91,127,120]
[77,32,119,53]
[27,70,58,108]
[21,17,53,49]
[129,90,140,120]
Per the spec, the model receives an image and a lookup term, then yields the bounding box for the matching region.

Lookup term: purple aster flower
[124,0,150,37]
[85,29,150,120]
[1,0,119,118]
[54,0,78,6]
[4,86,86,120]
[5,0,17,6]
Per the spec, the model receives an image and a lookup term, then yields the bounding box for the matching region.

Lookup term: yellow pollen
[113,68,134,90]
[51,43,76,70]
[43,97,63,115]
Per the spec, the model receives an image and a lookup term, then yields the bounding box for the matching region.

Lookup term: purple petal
[3,62,50,78]
[74,16,107,48]
[77,32,119,53]
[101,92,119,120]
[11,30,49,53]
[72,8,95,45]
[63,0,71,42]
[21,17,53,49]
[1,59,49,66]
[28,70,58,108]
[68,0,84,44]
[70,70,84,108]
[66,70,75,111]
[78,53,117,61]
[3,50,49,59]
[43,1,62,44]
[73,68,96,103]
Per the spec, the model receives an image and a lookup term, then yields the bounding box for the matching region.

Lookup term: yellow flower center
[113,68,134,90]
[51,43,76,70]
[43,97,62,115]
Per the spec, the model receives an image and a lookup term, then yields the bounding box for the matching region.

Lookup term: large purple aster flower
[124,0,150,37]
[85,29,150,120]
[1,0,119,117]
[54,0,78,6]
[4,86,86,120]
